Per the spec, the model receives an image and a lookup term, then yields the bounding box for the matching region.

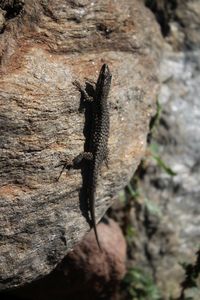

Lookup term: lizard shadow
[77,82,95,227]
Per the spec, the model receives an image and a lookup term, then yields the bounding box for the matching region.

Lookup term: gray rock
[136,50,200,299]
[156,50,200,298]
[130,1,200,298]
[0,9,5,33]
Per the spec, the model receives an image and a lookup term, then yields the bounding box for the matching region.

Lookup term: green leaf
[144,198,162,217]
[123,267,162,300]
[149,142,176,176]
[119,190,126,204]
[150,142,159,155]
[126,225,135,239]
[152,154,177,176]
[127,183,140,198]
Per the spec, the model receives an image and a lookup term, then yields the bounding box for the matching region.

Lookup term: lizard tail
[90,191,102,251]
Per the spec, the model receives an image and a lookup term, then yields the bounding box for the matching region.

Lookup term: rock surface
[0,0,162,290]
[128,1,200,299]
[138,51,200,299]
[2,219,126,300]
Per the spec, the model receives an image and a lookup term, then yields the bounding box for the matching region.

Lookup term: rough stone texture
[2,219,126,300]
[60,218,127,300]
[145,0,200,50]
[172,0,200,50]
[129,1,200,299]
[147,50,200,300]
[0,0,162,290]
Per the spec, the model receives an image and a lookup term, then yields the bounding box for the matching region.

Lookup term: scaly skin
[74,64,112,250]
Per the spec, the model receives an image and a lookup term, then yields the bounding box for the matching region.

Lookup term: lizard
[65,64,112,250]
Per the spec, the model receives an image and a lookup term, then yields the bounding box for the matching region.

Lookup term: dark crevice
[96,23,113,38]
[0,0,24,20]
[145,0,178,37]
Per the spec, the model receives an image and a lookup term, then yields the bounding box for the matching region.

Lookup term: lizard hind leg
[56,159,73,181]
[57,151,93,181]
[72,151,93,166]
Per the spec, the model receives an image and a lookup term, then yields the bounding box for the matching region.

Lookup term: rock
[145,0,200,50]
[1,219,126,300]
[130,1,200,299]
[61,218,127,300]
[0,0,162,289]
[148,49,200,300]
[175,0,200,49]
[0,9,5,33]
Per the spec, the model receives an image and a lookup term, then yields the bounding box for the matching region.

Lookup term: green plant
[127,183,140,199]
[150,142,176,176]
[144,197,162,217]
[149,101,162,132]
[123,267,162,300]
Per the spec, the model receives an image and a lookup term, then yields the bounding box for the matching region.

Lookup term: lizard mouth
[98,64,112,87]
